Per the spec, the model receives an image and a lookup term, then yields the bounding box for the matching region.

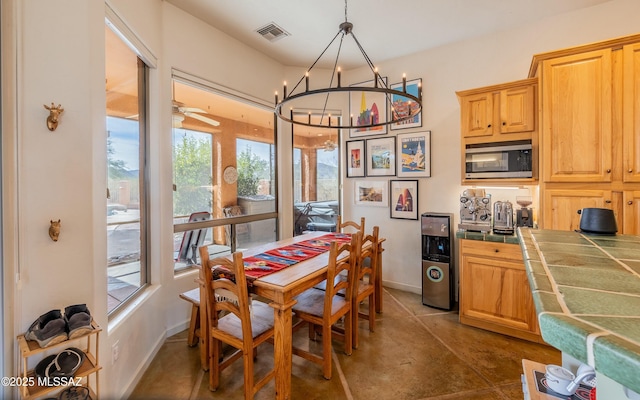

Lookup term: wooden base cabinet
[459,239,542,343]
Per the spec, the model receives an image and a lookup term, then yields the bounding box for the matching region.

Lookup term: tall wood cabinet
[531,34,640,234]
[459,239,542,343]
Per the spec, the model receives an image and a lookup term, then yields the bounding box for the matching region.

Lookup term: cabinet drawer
[460,239,523,261]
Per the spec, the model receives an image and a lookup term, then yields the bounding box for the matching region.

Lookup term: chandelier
[274,0,422,130]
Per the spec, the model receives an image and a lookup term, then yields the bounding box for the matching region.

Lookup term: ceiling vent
[256,22,290,42]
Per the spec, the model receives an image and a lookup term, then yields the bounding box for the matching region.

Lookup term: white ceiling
[165,0,612,70]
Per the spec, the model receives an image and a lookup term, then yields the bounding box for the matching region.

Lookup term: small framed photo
[390,180,419,220]
[366,136,396,177]
[391,78,422,130]
[345,140,365,177]
[354,180,388,207]
[397,130,431,178]
[349,78,388,137]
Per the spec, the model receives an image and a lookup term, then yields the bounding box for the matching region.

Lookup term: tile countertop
[455,230,520,244]
[517,228,640,394]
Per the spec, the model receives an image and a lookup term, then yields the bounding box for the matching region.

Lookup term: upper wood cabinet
[540,49,613,183]
[457,78,537,143]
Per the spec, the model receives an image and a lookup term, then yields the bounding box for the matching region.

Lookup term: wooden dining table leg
[271,299,296,400]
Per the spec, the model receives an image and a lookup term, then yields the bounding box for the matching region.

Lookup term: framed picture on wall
[396,130,431,178]
[391,78,422,130]
[354,180,389,207]
[366,136,396,177]
[346,140,366,177]
[390,180,419,220]
[349,78,388,137]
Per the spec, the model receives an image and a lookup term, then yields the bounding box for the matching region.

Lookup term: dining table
[198,230,385,400]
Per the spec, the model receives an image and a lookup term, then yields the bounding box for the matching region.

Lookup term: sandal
[58,386,90,400]
[34,347,86,379]
[52,347,85,378]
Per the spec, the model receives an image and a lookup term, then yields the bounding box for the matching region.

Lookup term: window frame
[105,17,152,317]
[171,71,278,273]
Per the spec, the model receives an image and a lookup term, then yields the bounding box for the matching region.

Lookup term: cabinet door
[623,43,640,182]
[460,91,494,138]
[542,189,612,231]
[500,84,535,134]
[460,245,537,336]
[623,190,640,235]
[541,49,612,182]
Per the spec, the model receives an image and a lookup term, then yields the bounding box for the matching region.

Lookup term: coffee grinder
[516,196,534,227]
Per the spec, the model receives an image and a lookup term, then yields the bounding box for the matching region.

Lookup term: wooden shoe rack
[16,320,101,399]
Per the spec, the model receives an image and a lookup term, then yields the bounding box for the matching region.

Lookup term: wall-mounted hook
[44,103,64,131]
[49,219,61,242]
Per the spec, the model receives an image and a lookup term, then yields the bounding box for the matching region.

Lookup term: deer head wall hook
[49,219,61,242]
[44,103,64,131]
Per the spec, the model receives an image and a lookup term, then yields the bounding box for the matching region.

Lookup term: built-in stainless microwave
[465,141,532,179]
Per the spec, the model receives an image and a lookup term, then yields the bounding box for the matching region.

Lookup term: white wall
[2,0,640,398]
[337,0,640,294]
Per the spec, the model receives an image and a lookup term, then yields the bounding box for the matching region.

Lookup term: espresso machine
[458,189,491,233]
[516,196,534,228]
[493,200,514,235]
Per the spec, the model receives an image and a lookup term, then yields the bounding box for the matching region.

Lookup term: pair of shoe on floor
[26,304,93,348]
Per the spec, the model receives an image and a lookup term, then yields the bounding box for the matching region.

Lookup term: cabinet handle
[629,169,633,173]
[502,122,506,126]
[605,200,612,204]
[629,201,634,205]
[494,249,499,253]
[606,169,612,173]
[487,124,492,128]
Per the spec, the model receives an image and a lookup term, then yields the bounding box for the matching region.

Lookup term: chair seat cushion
[216,301,274,340]
[292,288,348,318]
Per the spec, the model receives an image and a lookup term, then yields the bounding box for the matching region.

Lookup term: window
[292,116,341,235]
[105,25,149,314]
[172,76,276,272]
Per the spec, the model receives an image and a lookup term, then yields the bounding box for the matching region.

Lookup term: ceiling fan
[172,100,220,128]
[323,139,338,151]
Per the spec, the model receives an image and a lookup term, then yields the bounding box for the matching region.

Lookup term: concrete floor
[130,287,560,399]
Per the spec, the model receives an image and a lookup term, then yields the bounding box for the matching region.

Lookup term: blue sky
[107,117,139,170]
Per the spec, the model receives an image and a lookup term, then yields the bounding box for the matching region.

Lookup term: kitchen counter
[455,229,520,244]
[517,228,640,395]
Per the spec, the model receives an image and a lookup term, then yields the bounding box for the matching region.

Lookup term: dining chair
[336,215,365,235]
[198,247,275,399]
[313,216,365,292]
[352,225,380,349]
[291,232,361,379]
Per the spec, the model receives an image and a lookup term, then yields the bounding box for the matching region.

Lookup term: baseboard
[382,279,421,295]
[118,331,166,400]
[167,319,190,338]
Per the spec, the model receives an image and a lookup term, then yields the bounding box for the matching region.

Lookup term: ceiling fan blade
[179,106,207,113]
[183,111,220,126]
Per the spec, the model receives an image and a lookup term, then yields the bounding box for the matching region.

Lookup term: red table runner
[211,233,352,282]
